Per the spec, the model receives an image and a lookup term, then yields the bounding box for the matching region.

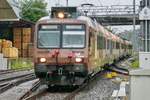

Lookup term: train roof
[38,16,51,21]
[77,16,96,28]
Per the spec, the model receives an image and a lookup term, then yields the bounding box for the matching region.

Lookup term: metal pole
[133,0,136,51]
[145,0,148,52]
[66,0,68,6]
[145,20,148,51]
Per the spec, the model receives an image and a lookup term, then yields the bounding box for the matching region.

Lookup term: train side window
[107,40,109,49]
[97,35,103,49]
[97,35,100,49]
[110,40,112,49]
[116,42,119,49]
[115,42,116,49]
[104,38,106,49]
[101,36,104,49]
[113,41,115,49]
[112,41,114,49]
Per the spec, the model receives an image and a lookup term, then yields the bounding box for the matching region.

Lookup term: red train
[33,9,132,86]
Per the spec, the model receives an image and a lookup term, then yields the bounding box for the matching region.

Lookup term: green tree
[20,0,48,22]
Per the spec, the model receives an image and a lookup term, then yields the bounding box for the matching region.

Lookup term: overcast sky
[45,0,141,33]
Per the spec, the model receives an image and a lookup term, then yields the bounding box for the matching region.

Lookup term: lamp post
[66,0,68,6]
[133,0,137,51]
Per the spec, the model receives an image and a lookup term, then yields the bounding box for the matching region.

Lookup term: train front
[34,18,89,86]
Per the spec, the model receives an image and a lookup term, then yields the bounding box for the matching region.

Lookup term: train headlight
[57,12,65,19]
[40,58,46,63]
[75,58,82,63]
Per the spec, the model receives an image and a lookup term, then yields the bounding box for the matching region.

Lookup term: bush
[10,58,33,70]
[131,60,139,69]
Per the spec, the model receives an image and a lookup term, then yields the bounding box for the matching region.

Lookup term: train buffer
[112,81,129,100]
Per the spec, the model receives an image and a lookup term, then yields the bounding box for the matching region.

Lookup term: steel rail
[19,80,45,100]
[0,71,34,82]
[63,58,131,100]
[0,74,36,94]
[0,69,33,75]
[63,70,106,100]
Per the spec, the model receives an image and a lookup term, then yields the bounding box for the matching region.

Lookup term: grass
[10,58,33,70]
[131,59,139,69]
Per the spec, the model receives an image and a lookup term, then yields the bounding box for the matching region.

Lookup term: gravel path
[74,76,119,100]
[35,75,121,100]
[34,69,130,100]
[37,93,69,100]
[0,79,39,100]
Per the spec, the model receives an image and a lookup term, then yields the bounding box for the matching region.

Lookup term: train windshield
[62,25,85,48]
[38,25,60,48]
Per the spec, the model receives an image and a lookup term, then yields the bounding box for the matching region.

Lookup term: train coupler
[45,71,53,81]
[58,68,63,75]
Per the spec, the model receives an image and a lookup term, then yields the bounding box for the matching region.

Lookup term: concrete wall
[0,53,8,70]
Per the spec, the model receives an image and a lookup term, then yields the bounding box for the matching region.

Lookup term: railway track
[63,62,130,100]
[0,69,32,75]
[63,70,106,100]
[0,69,34,82]
[19,65,127,100]
[0,73,36,94]
[18,59,131,100]
[19,80,44,100]
[21,69,106,100]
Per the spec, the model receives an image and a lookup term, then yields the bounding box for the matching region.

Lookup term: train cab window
[38,25,61,48]
[62,24,85,48]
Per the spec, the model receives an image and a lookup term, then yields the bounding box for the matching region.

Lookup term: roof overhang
[0,0,19,19]
[0,18,35,28]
